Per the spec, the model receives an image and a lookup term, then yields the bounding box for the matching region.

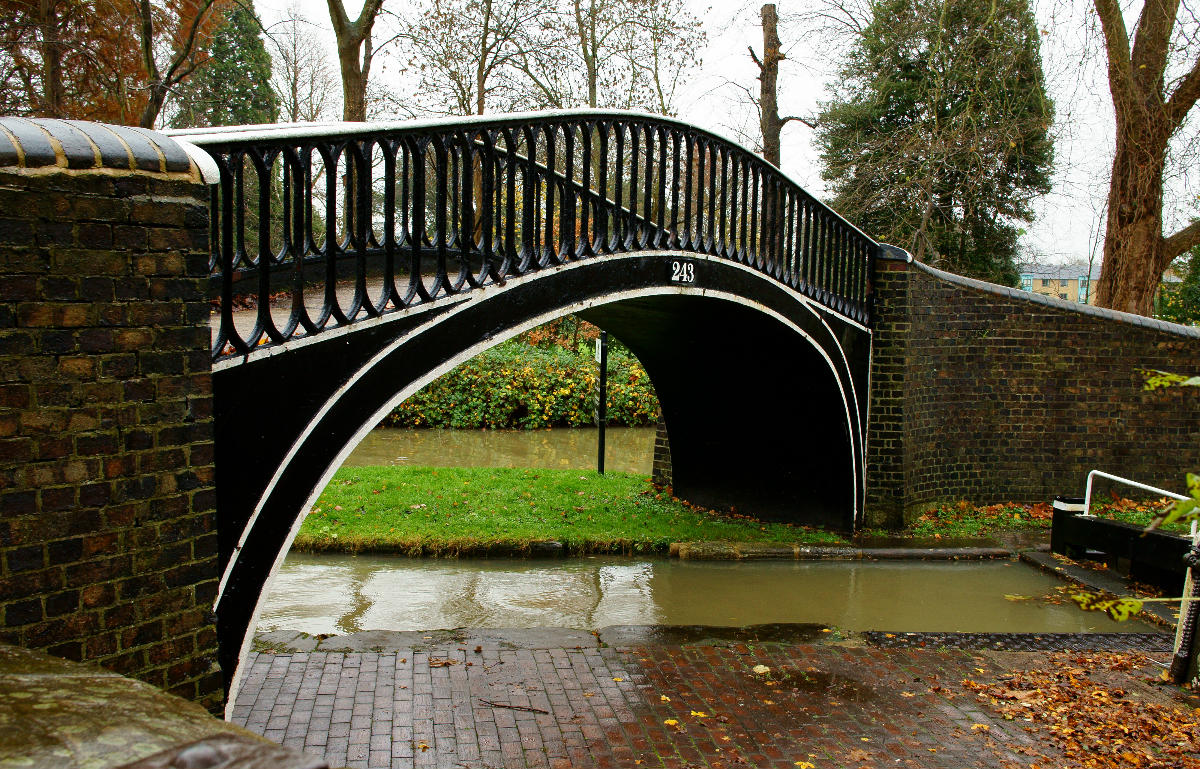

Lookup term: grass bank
[878,497,1186,539]
[293,466,848,555]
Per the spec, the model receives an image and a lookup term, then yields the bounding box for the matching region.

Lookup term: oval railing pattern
[174,110,879,361]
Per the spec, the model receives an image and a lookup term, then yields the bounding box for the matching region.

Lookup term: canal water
[344,426,656,474]
[257,554,1160,636]
[266,427,1158,638]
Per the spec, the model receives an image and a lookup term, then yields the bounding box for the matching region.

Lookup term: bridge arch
[175,110,879,704]
[212,250,868,704]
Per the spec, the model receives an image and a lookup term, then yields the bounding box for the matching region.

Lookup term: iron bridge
[173,109,880,695]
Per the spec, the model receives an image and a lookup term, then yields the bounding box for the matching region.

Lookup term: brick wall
[651,419,673,487]
[867,256,1200,527]
[863,252,911,526]
[0,119,220,710]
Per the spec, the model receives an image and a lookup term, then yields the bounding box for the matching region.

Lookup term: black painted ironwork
[181,111,878,361]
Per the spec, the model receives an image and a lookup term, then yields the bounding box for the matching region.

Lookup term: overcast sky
[251,0,1192,269]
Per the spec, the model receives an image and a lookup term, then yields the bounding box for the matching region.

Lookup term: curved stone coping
[910,256,1200,340]
[0,643,323,769]
[0,117,218,183]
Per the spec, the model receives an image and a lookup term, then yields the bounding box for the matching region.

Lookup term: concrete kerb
[1020,549,1181,629]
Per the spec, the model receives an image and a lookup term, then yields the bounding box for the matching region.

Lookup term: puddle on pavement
[344,426,656,474]
[772,669,875,702]
[257,555,1160,636]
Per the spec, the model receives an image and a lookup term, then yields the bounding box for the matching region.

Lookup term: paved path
[229,630,1179,769]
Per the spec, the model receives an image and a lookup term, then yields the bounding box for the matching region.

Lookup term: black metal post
[597,331,608,475]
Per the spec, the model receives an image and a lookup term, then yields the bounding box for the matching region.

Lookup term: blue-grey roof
[1018,260,1102,280]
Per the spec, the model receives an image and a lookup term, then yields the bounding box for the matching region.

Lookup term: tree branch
[1129,0,1177,95]
[782,114,817,129]
[160,0,218,88]
[1165,218,1200,261]
[1166,54,1200,128]
[1092,0,1136,111]
[138,0,158,83]
[748,45,763,72]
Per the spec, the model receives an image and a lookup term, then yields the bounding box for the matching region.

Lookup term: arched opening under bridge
[210,251,869,708]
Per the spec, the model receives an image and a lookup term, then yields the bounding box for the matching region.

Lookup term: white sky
[252,0,1194,269]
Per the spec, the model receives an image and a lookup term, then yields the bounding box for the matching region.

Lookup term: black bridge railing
[174,110,878,361]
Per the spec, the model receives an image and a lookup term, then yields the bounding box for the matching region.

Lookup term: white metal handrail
[1081,469,1187,517]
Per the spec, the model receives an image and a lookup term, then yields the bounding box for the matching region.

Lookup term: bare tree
[748,3,814,167]
[1091,0,1200,315]
[517,0,704,113]
[269,3,337,122]
[327,0,388,121]
[135,0,221,127]
[399,0,550,116]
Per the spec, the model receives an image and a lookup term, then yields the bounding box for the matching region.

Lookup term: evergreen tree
[1155,242,1200,326]
[815,0,1053,286]
[172,2,277,128]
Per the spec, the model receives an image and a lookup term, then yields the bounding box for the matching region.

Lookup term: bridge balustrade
[172,111,877,361]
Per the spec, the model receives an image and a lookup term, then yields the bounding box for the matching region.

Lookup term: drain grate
[863,631,1173,653]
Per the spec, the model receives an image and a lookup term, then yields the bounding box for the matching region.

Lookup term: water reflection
[344,426,656,473]
[259,554,1159,636]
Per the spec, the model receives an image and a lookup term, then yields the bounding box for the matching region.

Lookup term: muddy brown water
[279,428,1155,639]
[344,426,656,473]
[257,555,1160,636]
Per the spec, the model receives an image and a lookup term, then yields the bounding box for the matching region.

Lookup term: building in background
[1018,261,1102,305]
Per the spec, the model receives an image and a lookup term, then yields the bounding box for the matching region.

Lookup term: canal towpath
[231,625,1188,769]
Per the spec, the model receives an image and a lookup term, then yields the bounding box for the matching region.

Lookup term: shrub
[382,340,660,429]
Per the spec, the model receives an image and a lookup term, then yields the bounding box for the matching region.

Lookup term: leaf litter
[959,651,1200,768]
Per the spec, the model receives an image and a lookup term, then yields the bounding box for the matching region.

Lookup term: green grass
[871,497,1190,539]
[293,466,848,554]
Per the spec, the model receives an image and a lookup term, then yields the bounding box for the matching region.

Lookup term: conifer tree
[172,1,277,128]
[816,0,1053,286]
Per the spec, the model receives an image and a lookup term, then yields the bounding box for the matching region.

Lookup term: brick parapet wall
[0,167,221,710]
[867,257,1200,527]
[863,257,911,526]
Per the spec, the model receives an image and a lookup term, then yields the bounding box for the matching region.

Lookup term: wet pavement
[231,627,1184,769]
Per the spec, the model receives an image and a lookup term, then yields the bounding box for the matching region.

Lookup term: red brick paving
[230,640,1167,768]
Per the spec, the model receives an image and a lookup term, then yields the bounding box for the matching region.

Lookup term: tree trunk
[37,0,64,117]
[1094,122,1170,315]
[328,0,383,122]
[139,83,169,128]
[339,45,368,121]
[758,3,783,168]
